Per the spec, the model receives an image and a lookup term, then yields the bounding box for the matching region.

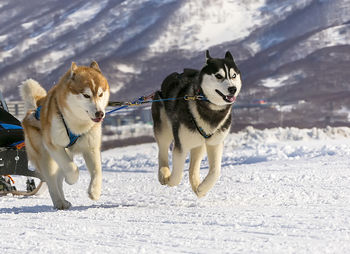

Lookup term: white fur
[201,66,242,106]
[229,72,242,95]
[21,73,109,210]
[96,87,109,116]
[20,79,47,111]
[155,60,241,197]
[189,101,231,138]
[70,88,108,124]
[156,103,230,198]
[65,93,97,129]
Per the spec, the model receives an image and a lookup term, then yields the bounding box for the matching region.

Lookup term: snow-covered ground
[2,126,350,253]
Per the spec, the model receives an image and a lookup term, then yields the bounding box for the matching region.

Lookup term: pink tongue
[226,96,236,102]
[93,118,103,123]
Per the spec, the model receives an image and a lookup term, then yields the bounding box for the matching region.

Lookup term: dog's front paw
[159,167,170,185]
[54,200,72,210]
[195,185,208,198]
[167,173,183,187]
[88,182,101,201]
[190,182,199,193]
[64,163,79,185]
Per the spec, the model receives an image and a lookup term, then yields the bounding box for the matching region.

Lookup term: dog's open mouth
[215,89,236,103]
[91,117,103,123]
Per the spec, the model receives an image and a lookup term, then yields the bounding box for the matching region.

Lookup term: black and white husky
[152,50,242,197]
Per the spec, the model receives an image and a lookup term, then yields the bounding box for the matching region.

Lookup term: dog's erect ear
[225,51,234,61]
[90,61,101,73]
[70,62,78,79]
[206,50,212,62]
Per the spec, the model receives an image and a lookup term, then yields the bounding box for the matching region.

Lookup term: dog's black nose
[228,86,237,95]
[95,111,104,119]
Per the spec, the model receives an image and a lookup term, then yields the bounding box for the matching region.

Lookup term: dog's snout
[228,86,237,95]
[95,111,104,119]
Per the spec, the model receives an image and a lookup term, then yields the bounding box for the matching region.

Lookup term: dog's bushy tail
[20,79,47,112]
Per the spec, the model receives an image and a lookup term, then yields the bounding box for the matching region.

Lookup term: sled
[0,176,44,196]
[0,93,43,196]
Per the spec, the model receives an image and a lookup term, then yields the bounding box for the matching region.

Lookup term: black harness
[191,116,213,139]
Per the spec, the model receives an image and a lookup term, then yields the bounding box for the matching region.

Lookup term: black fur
[152,51,240,151]
[152,70,197,149]
[201,50,240,80]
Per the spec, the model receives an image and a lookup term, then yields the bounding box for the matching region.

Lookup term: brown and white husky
[20,61,110,209]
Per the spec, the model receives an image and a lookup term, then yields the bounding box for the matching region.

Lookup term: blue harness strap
[106,93,209,116]
[35,106,80,148]
[60,115,80,147]
[35,106,41,120]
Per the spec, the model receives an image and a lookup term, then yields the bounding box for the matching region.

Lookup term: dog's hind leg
[195,142,223,198]
[154,114,173,185]
[156,135,172,185]
[189,144,205,193]
[83,149,102,201]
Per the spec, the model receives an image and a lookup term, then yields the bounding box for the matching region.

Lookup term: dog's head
[65,61,110,123]
[199,50,242,106]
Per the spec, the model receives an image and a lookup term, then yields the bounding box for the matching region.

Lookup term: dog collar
[34,106,80,148]
[191,117,213,139]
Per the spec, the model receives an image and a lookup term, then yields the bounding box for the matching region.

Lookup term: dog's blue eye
[83,94,90,99]
[231,74,236,79]
[215,74,223,79]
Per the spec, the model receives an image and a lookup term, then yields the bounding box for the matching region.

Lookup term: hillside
[0,0,349,127]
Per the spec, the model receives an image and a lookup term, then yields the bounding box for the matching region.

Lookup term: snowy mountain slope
[0,0,179,94]
[149,0,268,53]
[243,0,350,55]
[2,127,350,253]
[0,0,350,126]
